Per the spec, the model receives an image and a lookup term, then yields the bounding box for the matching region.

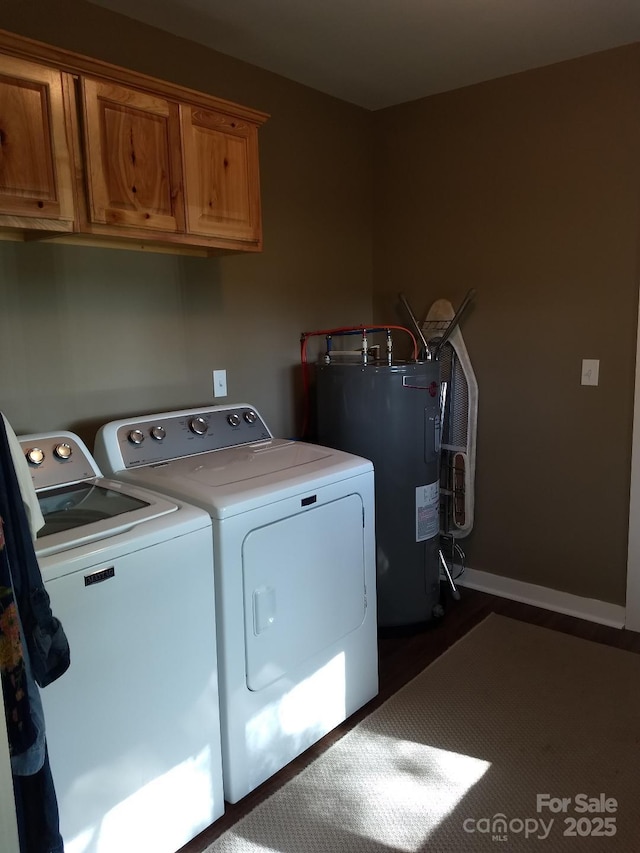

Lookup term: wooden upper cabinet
[0,54,74,230]
[0,29,268,253]
[181,105,262,246]
[79,77,185,234]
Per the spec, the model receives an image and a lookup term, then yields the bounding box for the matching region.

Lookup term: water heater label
[416,482,439,541]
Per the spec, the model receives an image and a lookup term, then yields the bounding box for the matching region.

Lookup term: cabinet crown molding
[0,27,269,126]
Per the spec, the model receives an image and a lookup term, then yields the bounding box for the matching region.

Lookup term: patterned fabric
[0,416,70,693]
[0,514,37,758]
[0,415,65,850]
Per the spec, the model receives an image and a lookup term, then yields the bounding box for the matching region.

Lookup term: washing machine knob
[150,426,166,441]
[53,443,72,460]
[128,429,145,445]
[243,410,258,424]
[227,413,241,427]
[189,416,208,435]
[25,447,45,466]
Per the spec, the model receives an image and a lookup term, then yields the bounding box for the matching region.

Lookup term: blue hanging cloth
[0,493,37,760]
[0,414,67,853]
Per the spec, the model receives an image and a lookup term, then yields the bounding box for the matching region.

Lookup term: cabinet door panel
[81,78,185,233]
[181,106,261,244]
[0,56,74,225]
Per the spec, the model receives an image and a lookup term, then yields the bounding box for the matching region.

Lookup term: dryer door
[242,494,366,691]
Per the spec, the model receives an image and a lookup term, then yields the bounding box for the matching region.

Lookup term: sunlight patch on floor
[306,734,491,851]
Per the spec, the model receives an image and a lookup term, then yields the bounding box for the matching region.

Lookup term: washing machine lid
[124,439,372,518]
[34,477,179,558]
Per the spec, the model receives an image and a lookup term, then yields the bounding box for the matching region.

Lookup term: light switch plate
[213,369,227,397]
[581,359,599,386]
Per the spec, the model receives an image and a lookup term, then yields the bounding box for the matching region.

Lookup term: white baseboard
[452,566,625,629]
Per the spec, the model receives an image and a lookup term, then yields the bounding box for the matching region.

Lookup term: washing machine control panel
[19,432,100,490]
[114,405,272,468]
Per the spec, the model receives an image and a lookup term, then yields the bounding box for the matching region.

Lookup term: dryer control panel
[99,405,273,469]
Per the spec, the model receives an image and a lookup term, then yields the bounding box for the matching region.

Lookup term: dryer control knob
[128,429,145,445]
[53,443,72,460]
[189,416,208,435]
[150,426,166,441]
[25,447,45,466]
[243,410,258,424]
[227,413,241,427]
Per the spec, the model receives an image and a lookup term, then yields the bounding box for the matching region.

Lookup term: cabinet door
[0,55,74,228]
[181,105,262,246]
[80,78,185,233]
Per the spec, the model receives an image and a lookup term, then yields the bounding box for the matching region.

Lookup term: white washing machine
[18,430,225,853]
[94,404,379,804]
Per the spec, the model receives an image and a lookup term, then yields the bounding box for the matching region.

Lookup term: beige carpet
[206,614,640,852]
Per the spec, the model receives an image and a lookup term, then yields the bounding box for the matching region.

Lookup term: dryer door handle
[253,586,276,634]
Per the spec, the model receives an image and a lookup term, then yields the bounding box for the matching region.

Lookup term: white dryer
[94,404,379,804]
[19,430,225,853]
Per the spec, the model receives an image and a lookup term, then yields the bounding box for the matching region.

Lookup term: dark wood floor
[178,585,638,853]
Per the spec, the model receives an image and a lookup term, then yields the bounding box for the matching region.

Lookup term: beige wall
[1,4,639,606]
[373,46,640,605]
[0,0,374,443]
